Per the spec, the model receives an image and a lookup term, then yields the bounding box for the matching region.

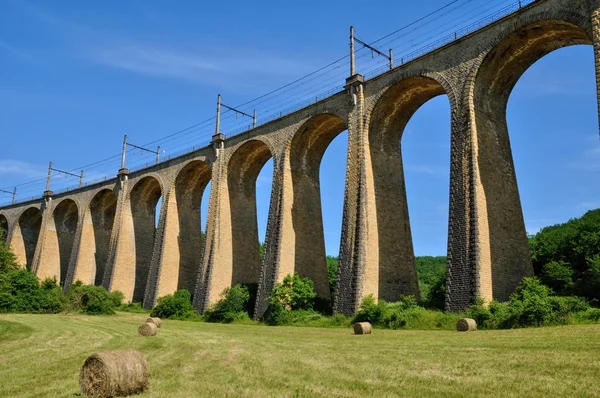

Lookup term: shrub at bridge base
[353,295,453,330]
[0,271,64,314]
[466,278,593,329]
[150,289,199,320]
[0,231,19,271]
[65,282,123,315]
[205,284,251,323]
[265,274,319,325]
[79,350,150,397]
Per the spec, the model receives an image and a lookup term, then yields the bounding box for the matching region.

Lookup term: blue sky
[1,0,599,256]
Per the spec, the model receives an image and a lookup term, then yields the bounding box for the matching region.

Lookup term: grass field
[1,313,599,397]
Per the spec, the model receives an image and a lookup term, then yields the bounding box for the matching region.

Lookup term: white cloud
[12,2,314,90]
[90,44,218,79]
[0,160,45,178]
[86,42,313,90]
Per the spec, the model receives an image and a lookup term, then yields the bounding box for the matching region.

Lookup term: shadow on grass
[0,320,33,342]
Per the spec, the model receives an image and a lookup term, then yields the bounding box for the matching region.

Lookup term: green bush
[65,281,123,315]
[265,309,318,326]
[109,290,124,308]
[541,261,574,295]
[353,295,460,330]
[151,289,200,320]
[466,298,492,327]
[415,256,446,302]
[0,270,64,314]
[548,295,589,315]
[529,209,600,303]
[268,273,317,312]
[579,255,600,303]
[506,277,555,328]
[423,271,446,310]
[467,278,593,329]
[0,232,19,272]
[117,302,150,314]
[265,273,319,325]
[577,308,600,323]
[205,284,250,323]
[326,256,339,296]
[243,283,258,316]
[353,294,386,324]
[0,232,63,314]
[468,279,555,329]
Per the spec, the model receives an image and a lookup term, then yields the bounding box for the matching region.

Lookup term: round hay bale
[138,322,158,337]
[353,322,372,335]
[79,350,150,397]
[145,317,162,328]
[456,318,477,332]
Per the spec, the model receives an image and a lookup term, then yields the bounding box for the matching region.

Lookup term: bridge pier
[101,170,136,301]
[196,137,278,316]
[444,84,487,312]
[462,101,532,307]
[253,160,284,319]
[253,116,345,318]
[143,189,180,309]
[193,140,234,312]
[334,76,374,315]
[30,193,53,276]
[439,61,533,312]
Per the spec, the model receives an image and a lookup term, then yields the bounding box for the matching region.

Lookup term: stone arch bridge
[1,0,598,318]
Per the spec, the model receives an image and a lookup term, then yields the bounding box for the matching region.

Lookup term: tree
[268,273,317,311]
[326,256,338,296]
[529,209,600,303]
[0,230,19,272]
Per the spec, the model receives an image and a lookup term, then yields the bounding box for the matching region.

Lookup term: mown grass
[0,313,599,397]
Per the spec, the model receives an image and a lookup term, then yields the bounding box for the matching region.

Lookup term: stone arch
[474,16,592,114]
[0,214,7,242]
[471,17,593,302]
[128,172,166,199]
[174,159,212,292]
[129,176,163,302]
[284,113,347,300]
[42,198,79,284]
[10,207,42,270]
[75,189,117,285]
[227,139,274,287]
[366,75,451,302]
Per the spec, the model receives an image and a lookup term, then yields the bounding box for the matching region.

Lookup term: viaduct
[0,0,598,318]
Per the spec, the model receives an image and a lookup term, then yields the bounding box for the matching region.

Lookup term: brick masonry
[0,0,596,315]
